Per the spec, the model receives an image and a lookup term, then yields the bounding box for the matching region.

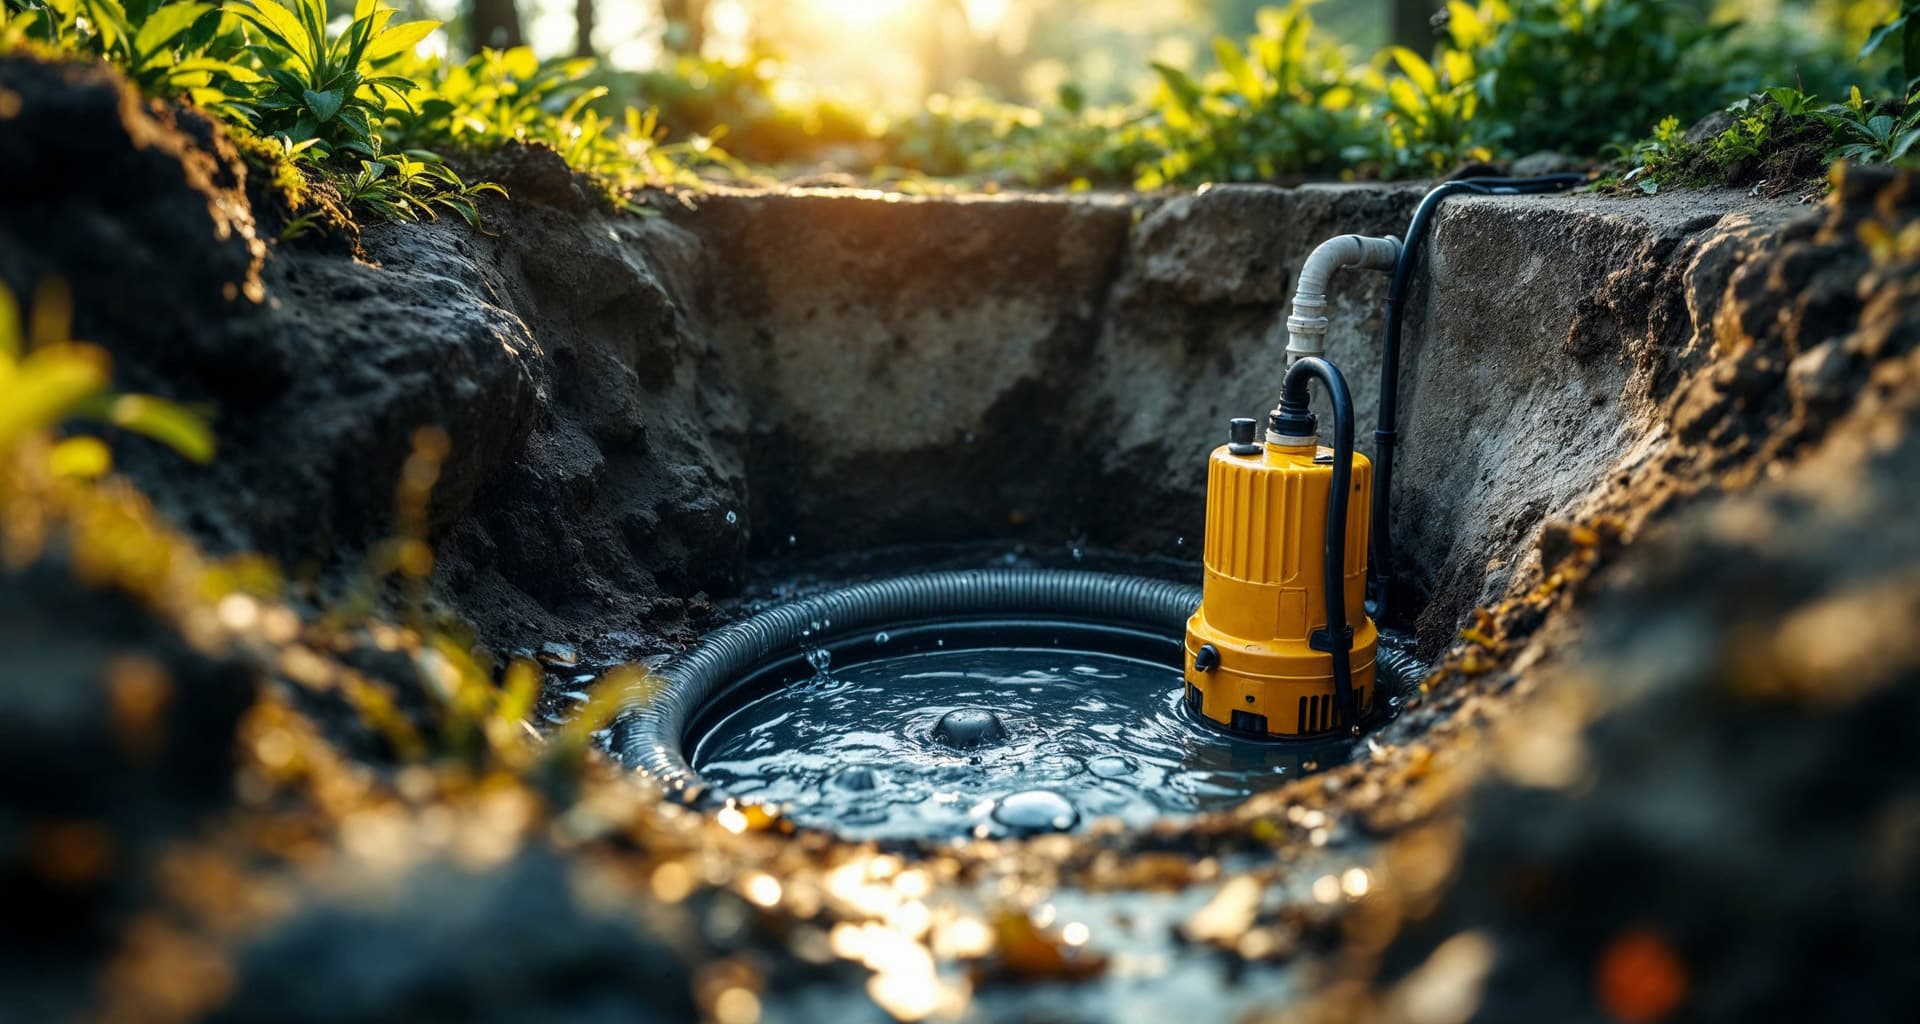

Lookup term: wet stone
[933,708,1009,749]
[992,789,1079,834]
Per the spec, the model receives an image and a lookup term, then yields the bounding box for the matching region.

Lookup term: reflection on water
[692,645,1356,841]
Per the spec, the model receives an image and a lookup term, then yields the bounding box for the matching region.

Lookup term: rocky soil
[3,52,1918,1023]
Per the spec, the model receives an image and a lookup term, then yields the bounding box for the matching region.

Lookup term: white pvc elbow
[1285,234,1402,365]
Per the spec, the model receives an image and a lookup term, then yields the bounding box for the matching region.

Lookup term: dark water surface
[691,639,1357,841]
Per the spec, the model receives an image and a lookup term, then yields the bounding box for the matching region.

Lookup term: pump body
[1184,432,1377,737]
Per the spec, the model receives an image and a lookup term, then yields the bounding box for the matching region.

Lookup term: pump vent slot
[1230,710,1268,734]
[1185,683,1204,717]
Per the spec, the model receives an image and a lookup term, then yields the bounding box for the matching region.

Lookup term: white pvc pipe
[1285,234,1401,365]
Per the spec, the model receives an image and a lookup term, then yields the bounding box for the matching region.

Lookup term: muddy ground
[3,53,1919,1022]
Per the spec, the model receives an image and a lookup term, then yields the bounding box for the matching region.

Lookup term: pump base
[1182,610,1378,738]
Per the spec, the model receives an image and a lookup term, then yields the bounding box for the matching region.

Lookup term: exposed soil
[3,52,1919,1023]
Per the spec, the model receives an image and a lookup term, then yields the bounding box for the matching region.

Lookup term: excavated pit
[8,56,1919,1021]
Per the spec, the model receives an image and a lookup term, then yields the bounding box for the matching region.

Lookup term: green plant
[1616,114,1694,192]
[394,46,735,197]
[396,46,598,151]
[1377,44,1492,175]
[1822,85,1920,163]
[1452,0,1748,156]
[230,0,435,161]
[1132,2,1376,186]
[1,0,259,118]
[334,151,505,229]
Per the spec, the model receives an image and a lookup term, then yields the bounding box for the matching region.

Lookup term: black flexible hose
[1274,356,1362,734]
[1369,173,1586,621]
[615,569,1202,795]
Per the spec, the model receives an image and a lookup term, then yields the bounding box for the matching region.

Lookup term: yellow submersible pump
[1184,356,1374,737]
[1184,232,1400,738]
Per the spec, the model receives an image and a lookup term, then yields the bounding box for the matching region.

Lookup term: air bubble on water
[1001,551,1018,566]
[724,509,738,525]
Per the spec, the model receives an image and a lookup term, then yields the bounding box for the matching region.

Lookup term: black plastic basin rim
[612,569,1203,797]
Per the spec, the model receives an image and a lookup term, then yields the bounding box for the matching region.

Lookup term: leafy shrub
[2,0,259,118]
[229,0,434,161]
[1451,0,1751,156]
[395,46,737,195]
[1132,3,1375,185]
[1823,85,1920,164]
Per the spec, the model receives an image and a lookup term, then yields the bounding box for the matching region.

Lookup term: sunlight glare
[804,0,917,28]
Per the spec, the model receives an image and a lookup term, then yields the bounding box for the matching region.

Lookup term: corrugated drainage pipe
[615,569,1202,797]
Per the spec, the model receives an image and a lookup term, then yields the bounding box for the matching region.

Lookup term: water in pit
[689,625,1365,841]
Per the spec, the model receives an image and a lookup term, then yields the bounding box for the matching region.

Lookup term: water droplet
[874,631,890,645]
[1033,753,1087,777]
[806,647,832,673]
[932,708,1008,749]
[1070,546,1084,561]
[787,534,797,547]
[830,766,879,791]
[724,510,738,525]
[1176,536,1186,546]
[964,431,975,443]
[1088,753,1138,779]
[992,790,1078,834]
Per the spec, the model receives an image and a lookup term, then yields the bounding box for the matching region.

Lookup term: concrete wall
[670,184,1804,645]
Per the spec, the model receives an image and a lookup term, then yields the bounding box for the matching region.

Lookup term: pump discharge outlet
[1184,386,1377,738]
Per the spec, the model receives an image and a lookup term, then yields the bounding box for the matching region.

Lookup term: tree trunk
[471,0,525,51]
[662,0,707,55]
[1390,0,1436,51]
[575,0,596,58]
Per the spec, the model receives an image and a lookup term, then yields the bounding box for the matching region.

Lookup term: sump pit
[618,568,1418,841]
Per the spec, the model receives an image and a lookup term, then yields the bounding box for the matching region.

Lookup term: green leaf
[364,19,437,63]
[132,2,211,65]
[1859,15,1907,62]
[303,87,344,122]
[234,0,312,74]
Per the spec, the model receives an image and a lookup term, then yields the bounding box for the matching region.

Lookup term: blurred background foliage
[409,0,1917,185]
[1,0,1912,202]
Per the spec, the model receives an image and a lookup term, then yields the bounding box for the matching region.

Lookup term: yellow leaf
[100,394,217,463]
[1388,46,1438,96]
[49,436,112,478]
[0,344,109,449]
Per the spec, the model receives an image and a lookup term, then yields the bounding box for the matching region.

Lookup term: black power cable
[1270,356,1363,734]
[1369,173,1587,622]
